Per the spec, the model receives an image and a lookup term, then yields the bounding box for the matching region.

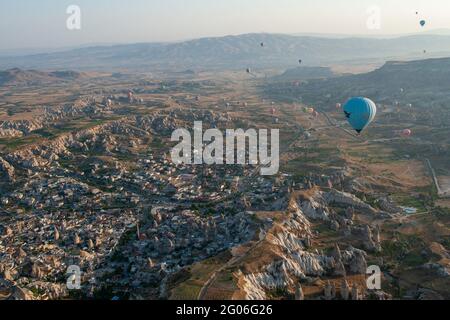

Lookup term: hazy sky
[1,0,449,50]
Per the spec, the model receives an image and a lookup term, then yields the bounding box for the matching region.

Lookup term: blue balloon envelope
[343,97,377,133]
[420,20,426,27]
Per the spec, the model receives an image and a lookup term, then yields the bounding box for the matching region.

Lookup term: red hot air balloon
[401,129,412,137]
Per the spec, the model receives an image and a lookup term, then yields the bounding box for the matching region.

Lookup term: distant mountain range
[1,33,450,71]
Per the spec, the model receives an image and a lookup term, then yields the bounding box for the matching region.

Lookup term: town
[170,121,279,175]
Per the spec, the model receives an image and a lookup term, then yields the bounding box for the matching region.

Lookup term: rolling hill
[266,57,450,109]
[0,68,85,86]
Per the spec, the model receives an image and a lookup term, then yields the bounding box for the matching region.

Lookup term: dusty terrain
[0,61,449,300]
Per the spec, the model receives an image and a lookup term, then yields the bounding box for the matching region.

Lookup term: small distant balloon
[260,42,264,47]
[336,103,342,109]
[401,129,412,137]
[420,20,426,27]
[299,59,302,64]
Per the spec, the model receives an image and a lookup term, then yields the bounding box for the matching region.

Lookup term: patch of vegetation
[267,287,290,300]
[381,234,428,268]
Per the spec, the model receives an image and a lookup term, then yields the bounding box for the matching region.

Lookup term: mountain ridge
[1,33,450,71]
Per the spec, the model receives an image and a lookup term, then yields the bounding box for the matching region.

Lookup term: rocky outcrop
[0,120,43,138]
[240,201,339,300]
[239,195,372,300]
[360,225,382,253]
[340,279,350,300]
[0,156,15,181]
[322,189,379,215]
[324,281,335,300]
[376,197,402,214]
[342,246,368,274]
[297,193,330,221]
[295,283,305,300]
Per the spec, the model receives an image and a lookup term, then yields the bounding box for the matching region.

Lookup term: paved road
[425,158,446,197]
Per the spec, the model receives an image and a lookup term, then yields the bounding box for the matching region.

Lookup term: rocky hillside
[0,68,84,86]
[266,57,450,108]
[235,189,386,300]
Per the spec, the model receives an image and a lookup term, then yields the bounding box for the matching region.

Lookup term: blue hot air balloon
[420,20,426,27]
[343,97,377,134]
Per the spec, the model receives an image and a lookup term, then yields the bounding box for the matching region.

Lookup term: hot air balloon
[271,107,276,115]
[327,179,333,189]
[343,97,377,134]
[420,20,426,27]
[401,129,412,137]
[260,42,264,47]
[127,91,134,103]
[246,68,251,74]
[400,88,404,93]
[299,59,302,65]
[336,103,342,109]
